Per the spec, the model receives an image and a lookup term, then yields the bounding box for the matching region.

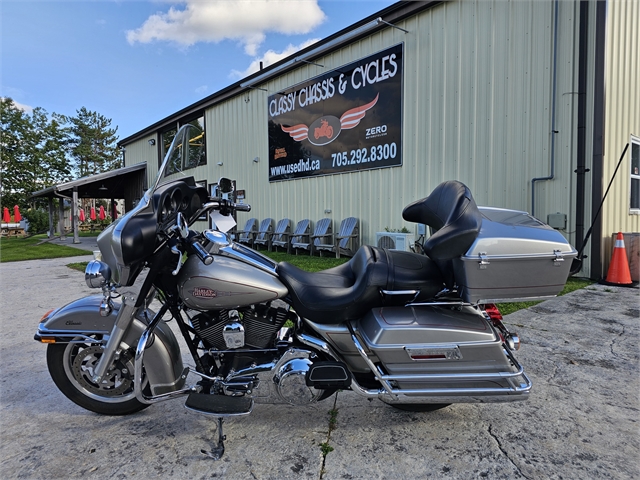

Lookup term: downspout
[589,0,608,279]
[574,1,590,258]
[531,0,560,218]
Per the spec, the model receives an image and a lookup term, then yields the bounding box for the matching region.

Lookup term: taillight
[483,303,502,321]
[483,304,520,351]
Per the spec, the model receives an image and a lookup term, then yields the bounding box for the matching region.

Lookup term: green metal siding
[123,0,634,278]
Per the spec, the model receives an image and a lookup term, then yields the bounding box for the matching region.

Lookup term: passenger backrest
[402,181,482,287]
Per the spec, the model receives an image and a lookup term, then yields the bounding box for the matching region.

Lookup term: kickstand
[201,417,226,460]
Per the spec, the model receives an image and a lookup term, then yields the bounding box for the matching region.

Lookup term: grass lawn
[258,250,348,271]
[64,249,348,274]
[0,235,90,262]
[497,276,593,315]
[65,249,591,317]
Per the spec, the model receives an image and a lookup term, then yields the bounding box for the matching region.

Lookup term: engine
[190,303,291,350]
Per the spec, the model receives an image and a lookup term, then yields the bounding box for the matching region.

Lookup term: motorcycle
[35,124,577,459]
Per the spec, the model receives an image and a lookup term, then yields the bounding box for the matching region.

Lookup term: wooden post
[72,187,80,244]
[58,197,65,240]
[48,197,55,238]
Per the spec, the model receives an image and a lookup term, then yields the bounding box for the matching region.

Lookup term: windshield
[153,123,205,192]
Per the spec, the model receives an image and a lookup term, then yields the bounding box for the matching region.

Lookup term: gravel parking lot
[1,254,638,479]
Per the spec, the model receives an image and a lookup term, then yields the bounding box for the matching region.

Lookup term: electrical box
[547,213,566,230]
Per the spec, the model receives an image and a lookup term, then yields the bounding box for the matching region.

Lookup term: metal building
[119,0,639,280]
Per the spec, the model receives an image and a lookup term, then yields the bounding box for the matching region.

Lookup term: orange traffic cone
[604,232,633,286]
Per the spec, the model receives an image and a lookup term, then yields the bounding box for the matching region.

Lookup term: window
[631,136,640,212]
[158,114,207,173]
[186,116,206,169]
[160,124,178,169]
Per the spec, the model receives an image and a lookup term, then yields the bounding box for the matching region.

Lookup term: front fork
[91,294,137,384]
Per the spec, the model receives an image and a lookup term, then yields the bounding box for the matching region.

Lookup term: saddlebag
[452,207,578,304]
[357,305,530,397]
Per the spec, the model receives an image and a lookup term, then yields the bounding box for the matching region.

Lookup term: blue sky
[1,0,397,139]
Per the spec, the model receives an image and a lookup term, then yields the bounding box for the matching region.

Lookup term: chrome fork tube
[91,295,137,384]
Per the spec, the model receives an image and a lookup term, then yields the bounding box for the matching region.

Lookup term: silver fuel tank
[177,233,289,310]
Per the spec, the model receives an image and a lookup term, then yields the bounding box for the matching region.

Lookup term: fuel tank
[177,255,289,310]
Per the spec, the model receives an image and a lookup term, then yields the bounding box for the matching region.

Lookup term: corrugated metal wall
[123,135,160,183]
[199,1,583,247]
[124,0,623,277]
[601,0,640,270]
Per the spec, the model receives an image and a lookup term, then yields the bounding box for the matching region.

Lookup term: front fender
[35,295,185,396]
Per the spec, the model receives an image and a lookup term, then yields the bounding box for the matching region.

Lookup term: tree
[0,98,71,210]
[67,107,121,177]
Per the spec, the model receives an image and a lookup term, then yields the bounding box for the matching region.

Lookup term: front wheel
[46,338,150,415]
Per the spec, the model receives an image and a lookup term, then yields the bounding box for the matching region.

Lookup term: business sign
[268,44,403,182]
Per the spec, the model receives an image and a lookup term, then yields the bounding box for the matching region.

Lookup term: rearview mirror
[218,177,234,194]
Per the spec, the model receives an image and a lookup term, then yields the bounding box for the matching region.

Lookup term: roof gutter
[240,17,393,90]
[118,1,442,146]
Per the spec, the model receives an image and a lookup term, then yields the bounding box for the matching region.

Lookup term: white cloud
[195,85,208,95]
[230,38,320,79]
[126,0,326,55]
[2,98,34,114]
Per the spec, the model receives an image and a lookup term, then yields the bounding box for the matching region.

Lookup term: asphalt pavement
[0,253,638,479]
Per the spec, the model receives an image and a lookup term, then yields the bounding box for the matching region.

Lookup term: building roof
[31,162,147,199]
[117,1,441,147]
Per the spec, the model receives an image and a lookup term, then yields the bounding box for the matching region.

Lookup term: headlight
[85,260,112,288]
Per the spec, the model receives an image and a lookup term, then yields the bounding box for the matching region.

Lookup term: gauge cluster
[153,178,208,229]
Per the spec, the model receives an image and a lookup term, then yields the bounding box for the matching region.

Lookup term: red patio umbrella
[79,209,86,222]
[3,207,10,223]
[13,205,21,222]
[90,206,96,221]
[99,205,105,221]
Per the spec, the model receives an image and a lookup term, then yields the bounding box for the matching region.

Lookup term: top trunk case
[452,207,578,304]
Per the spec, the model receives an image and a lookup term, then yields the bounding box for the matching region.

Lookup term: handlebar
[189,237,213,265]
[194,199,251,221]
[181,199,251,266]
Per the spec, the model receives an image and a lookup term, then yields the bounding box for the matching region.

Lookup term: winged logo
[281,93,379,146]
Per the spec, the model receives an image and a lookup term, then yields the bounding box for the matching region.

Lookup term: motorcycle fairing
[35,296,185,396]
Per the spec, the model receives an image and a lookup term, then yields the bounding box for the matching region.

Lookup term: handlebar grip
[234,203,251,212]
[190,239,213,265]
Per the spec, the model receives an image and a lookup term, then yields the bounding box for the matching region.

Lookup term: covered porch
[31,163,147,243]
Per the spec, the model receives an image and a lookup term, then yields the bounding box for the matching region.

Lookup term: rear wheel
[46,337,150,415]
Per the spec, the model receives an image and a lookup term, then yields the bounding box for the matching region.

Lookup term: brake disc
[71,346,134,397]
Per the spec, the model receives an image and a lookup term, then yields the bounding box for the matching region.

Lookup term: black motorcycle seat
[277,246,444,324]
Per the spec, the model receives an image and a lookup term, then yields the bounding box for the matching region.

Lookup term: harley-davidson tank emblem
[189,287,247,299]
[191,287,218,298]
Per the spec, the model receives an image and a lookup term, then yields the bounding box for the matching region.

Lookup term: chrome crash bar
[134,307,194,405]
